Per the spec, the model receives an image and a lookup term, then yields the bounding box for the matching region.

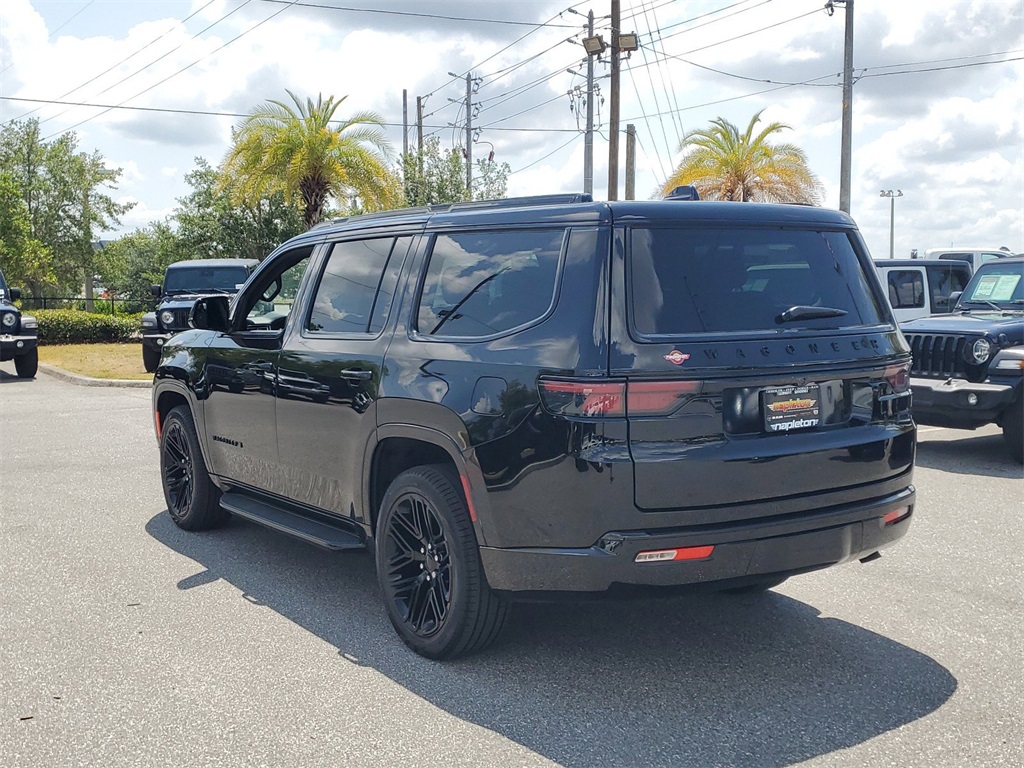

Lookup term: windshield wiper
[962,299,1003,313]
[775,305,848,324]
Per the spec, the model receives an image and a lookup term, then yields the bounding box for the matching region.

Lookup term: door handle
[340,368,373,381]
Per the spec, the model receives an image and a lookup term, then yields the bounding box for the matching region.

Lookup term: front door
[202,246,314,493]
[275,236,412,517]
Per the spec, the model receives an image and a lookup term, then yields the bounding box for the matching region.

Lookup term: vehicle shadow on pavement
[916,433,1023,478]
[146,511,957,768]
[0,368,34,384]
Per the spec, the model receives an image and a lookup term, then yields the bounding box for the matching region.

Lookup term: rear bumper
[910,376,1017,428]
[480,485,915,593]
[0,333,38,360]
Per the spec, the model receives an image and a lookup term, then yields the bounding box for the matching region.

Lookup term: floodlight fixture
[582,35,606,56]
[617,32,639,52]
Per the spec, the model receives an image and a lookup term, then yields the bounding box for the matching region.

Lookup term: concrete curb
[39,363,152,389]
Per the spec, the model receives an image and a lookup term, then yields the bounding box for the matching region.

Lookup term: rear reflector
[883,506,911,526]
[635,545,714,563]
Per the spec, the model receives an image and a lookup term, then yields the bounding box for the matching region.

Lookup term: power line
[858,56,1024,79]
[510,133,581,175]
[42,0,299,141]
[257,0,578,28]
[1,95,583,133]
[4,0,222,126]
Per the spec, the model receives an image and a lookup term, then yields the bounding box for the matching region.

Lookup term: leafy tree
[662,111,822,204]
[402,137,510,206]
[175,157,304,261]
[0,172,51,290]
[0,119,133,301]
[221,91,401,228]
[94,223,185,312]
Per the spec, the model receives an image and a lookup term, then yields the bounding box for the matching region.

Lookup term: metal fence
[17,296,157,314]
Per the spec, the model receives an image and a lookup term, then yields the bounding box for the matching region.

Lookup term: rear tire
[142,344,159,373]
[1002,398,1023,465]
[14,348,37,379]
[376,465,507,660]
[723,575,788,595]
[160,405,228,530]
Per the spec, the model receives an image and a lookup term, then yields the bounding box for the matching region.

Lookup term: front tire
[376,465,507,660]
[160,405,228,530]
[14,348,38,379]
[142,343,160,373]
[1002,398,1023,465]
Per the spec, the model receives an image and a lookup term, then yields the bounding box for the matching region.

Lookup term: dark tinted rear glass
[307,238,394,334]
[417,229,563,338]
[629,227,886,335]
[164,265,249,294]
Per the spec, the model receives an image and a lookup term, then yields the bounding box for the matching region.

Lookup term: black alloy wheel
[383,490,452,637]
[376,466,507,659]
[159,405,228,531]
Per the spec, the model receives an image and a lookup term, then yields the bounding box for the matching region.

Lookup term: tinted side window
[925,264,970,312]
[938,253,972,264]
[982,253,1004,263]
[417,229,563,338]
[629,227,885,335]
[307,238,395,334]
[886,270,925,308]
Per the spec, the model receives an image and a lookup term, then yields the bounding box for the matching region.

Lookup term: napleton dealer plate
[762,384,821,432]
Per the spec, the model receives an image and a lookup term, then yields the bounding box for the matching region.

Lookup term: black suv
[141,258,258,372]
[901,256,1024,463]
[0,267,39,379]
[152,194,916,658]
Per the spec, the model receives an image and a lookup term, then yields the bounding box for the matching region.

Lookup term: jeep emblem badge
[663,350,690,365]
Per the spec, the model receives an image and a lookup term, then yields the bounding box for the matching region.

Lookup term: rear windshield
[164,265,250,294]
[629,227,886,335]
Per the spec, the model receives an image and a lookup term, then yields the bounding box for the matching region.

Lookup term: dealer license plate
[762,384,821,433]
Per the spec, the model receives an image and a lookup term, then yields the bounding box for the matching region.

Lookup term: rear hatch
[612,222,913,515]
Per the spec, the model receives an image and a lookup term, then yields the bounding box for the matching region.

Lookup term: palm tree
[662,111,822,204]
[222,91,400,228]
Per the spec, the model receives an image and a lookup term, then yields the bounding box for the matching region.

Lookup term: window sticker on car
[763,384,820,432]
[972,274,1021,302]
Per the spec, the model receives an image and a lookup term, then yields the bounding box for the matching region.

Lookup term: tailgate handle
[340,368,372,381]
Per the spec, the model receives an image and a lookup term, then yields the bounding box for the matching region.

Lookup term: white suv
[924,246,1014,273]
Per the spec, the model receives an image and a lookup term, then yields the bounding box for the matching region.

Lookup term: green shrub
[32,309,141,344]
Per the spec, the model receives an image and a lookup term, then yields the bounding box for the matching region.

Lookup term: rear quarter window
[416,229,564,339]
[629,227,886,335]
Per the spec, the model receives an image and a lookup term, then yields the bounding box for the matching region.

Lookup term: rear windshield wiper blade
[775,305,848,324]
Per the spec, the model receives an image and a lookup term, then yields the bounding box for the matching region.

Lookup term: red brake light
[538,379,625,417]
[884,363,910,393]
[627,380,701,415]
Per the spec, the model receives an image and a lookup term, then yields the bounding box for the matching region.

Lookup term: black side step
[220,492,365,551]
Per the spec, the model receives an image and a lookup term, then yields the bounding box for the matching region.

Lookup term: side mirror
[9,287,21,301]
[948,291,963,309]
[151,284,162,297]
[190,296,231,332]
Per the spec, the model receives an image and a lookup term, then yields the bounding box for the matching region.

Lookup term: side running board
[220,492,365,551]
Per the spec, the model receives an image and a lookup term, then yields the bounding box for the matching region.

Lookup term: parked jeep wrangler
[141,258,258,372]
[901,256,1024,463]
[152,194,916,658]
[0,266,39,379]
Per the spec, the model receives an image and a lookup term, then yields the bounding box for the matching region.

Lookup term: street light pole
[880,189,903,259]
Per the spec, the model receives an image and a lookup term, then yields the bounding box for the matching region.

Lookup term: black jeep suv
[152,194,916,658]
[900,256,1024,463]
[0,267,39,379]
[141,258,258,372]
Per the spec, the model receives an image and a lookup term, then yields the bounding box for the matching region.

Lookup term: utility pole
[402,89,408,157]
[608,0,621,201]
[465,73,473,196]
[836,0,854,213]
[416,96,423,156]
[625,124,636,200]
[584,10,595,196]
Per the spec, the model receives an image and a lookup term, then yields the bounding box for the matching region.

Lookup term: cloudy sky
[1,0,1021,258]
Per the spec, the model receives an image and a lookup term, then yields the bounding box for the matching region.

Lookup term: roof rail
[311,193,593,231]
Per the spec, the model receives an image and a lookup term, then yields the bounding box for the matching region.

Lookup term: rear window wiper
[775,305,848,324]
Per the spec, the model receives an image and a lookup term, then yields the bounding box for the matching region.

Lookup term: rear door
[612,224,912,520]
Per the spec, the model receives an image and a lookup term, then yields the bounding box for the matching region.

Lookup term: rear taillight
[884,363,910,393]
[539,378,701,418]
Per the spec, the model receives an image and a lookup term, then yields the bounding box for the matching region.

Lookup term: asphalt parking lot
[1,363,1021,768]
